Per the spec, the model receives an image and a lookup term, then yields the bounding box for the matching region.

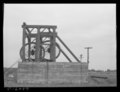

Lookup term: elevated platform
[17,62,88,84]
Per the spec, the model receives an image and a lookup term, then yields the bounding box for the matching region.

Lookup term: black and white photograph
[3,4,116,87]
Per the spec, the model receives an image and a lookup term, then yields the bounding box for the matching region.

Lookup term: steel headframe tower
[21,22,58,62]
[20,22,81,63]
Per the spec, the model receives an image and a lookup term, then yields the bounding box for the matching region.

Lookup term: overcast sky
[3,4,116,70]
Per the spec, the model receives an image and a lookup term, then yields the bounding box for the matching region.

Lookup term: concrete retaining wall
[17,62,88,84]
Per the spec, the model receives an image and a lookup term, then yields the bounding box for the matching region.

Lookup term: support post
[59,47,72,62]
[84,47,93,64]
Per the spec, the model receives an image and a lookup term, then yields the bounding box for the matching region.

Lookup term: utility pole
[80,54,83,62]
[84,47,93,64]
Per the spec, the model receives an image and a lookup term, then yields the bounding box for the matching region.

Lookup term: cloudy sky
[3,4,116,70]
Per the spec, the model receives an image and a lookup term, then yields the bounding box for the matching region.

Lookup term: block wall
[17,62,88,84]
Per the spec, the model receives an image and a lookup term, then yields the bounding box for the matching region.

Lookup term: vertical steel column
[26,27,31,60]
[22,26,26,62]
[53,28,56,62]
[28,36,31,60]
[50,28,56,62]
[35,27,40,62]
[39,35,42,61]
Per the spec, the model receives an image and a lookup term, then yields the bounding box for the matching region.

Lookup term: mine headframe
[20,22,61,62]
[20,22,81,63]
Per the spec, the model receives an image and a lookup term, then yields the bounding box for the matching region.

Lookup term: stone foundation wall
[17,62,88,84]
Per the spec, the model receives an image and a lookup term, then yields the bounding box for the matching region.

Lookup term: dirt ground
[4,68,117,87]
